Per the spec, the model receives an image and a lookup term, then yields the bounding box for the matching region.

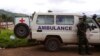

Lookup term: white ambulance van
[14,13,100,51]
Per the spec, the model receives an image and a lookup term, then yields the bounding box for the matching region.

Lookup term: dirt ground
[0,45,100,56]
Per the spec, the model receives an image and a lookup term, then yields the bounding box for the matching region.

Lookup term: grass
[0,29,13,38]
[0,29,35,48]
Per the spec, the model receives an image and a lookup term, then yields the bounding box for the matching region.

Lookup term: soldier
[77,15,90,55]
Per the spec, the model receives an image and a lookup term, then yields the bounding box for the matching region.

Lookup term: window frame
[56,15,74,25]
[36,15,54,25]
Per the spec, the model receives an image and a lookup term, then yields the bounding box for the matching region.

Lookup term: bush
[0,29,13,38]
[0,29,36,48]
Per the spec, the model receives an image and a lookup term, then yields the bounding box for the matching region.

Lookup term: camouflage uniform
[77,18,90,55]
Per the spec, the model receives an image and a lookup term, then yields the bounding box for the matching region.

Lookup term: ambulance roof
[35,12,82,17]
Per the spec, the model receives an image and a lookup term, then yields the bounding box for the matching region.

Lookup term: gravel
[0,45,100,56]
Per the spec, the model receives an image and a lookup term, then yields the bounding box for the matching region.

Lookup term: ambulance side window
[56,15,74,25]
[36,15,54,25]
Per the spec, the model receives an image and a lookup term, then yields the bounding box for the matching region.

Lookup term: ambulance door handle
[37,30,42,32]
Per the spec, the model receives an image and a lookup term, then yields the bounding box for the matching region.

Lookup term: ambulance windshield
[86,17,99,30]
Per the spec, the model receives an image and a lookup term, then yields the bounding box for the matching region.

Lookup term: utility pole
[6,16,8,29]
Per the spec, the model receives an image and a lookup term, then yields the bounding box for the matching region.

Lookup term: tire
[44,37,61,51]
[14,23,30,38]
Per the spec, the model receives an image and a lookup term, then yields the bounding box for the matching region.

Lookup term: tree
[0,15,3,33]
[1,14,8,28]
[1,14,7,22]
[8,16,13,22]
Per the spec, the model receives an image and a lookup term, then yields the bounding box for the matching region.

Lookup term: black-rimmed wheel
[14,23,30,38]
[45,37,61,51]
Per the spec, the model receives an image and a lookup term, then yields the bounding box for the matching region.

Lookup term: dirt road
[0,45,100,56]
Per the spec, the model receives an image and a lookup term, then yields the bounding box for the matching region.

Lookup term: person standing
[77,15,90,55]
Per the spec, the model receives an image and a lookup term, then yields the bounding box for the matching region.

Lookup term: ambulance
[14,12,100,51]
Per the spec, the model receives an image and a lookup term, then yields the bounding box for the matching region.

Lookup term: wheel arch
[44,35,63,43]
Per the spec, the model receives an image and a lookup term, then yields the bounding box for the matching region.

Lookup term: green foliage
[0,29,13,38]
[0,37,28,48]
[1,14,14,22]
[0,29,13,48]
[0,29,35,48]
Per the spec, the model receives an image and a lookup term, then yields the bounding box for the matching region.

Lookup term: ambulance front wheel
[44,37,61,51]
[14,23,30,38]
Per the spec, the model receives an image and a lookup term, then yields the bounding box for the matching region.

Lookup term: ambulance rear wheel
[14,23,30,38]
[44,38,61,51]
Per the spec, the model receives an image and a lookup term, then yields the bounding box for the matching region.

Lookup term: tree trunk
[0,18,1,34]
